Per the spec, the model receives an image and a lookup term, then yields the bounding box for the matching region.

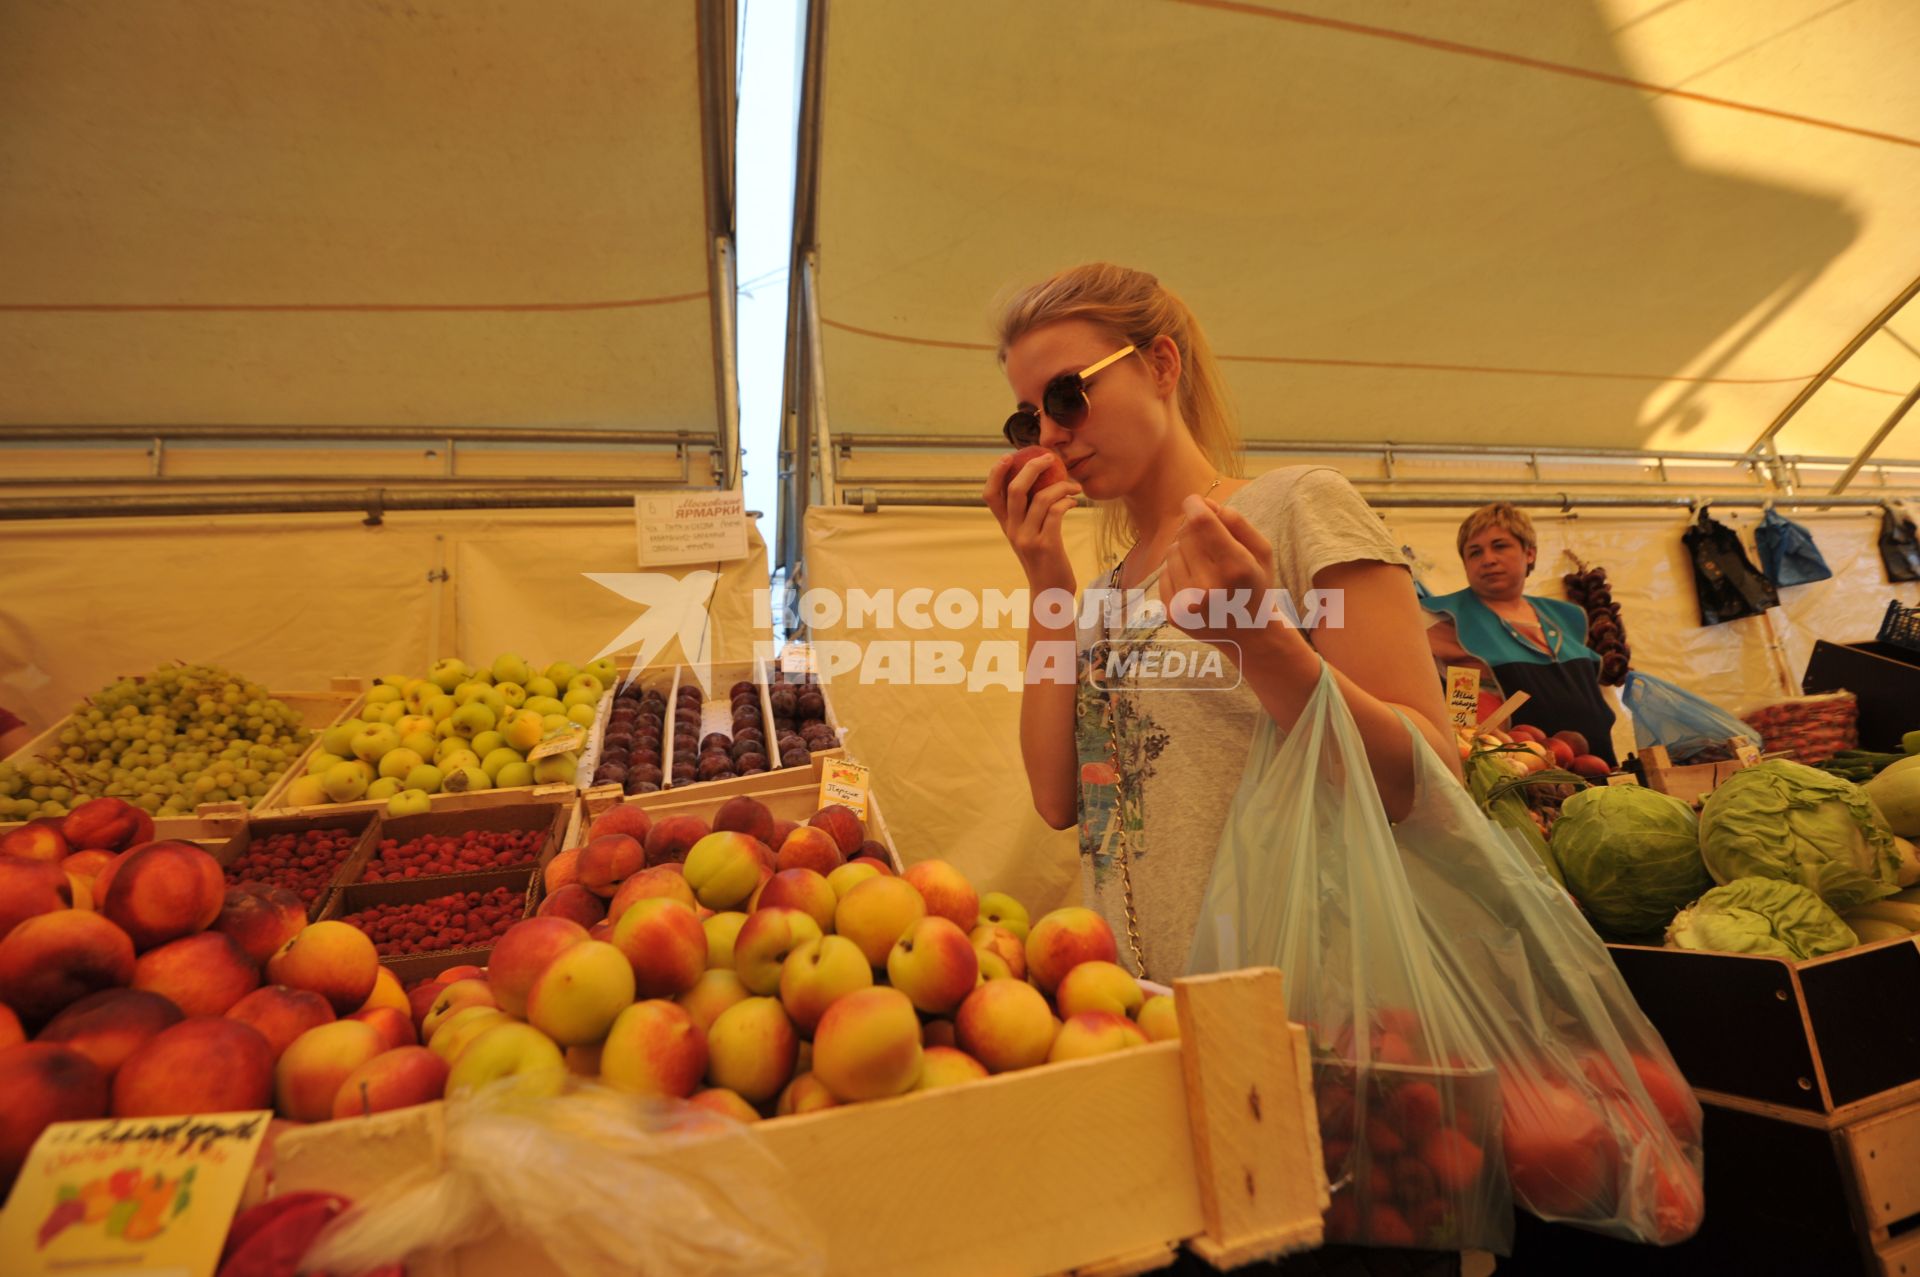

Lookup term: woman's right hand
[983,453,1081,595]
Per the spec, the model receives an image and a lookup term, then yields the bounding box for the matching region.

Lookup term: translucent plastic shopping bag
[1190,664,1704,1249]
[1622,669,1761,763]
[1188,669,1514,1254]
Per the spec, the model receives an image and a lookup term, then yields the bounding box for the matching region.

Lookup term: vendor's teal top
[1423,588,1618,765]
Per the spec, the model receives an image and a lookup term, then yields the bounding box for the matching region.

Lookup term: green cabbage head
[1550,785,1710,940]
[1697,759,1901,909]
[1666,877,1857,959]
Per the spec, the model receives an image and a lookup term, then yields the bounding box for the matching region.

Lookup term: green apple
[442,766,493,794]
[404,764,445,794]
[481,747,523,780]
[284,774,329,807]
[584,659,617,686]
[400,730,439,758]
[562,687,599,711]
[450,702,496,738]
[350,724,401,764]
[388,788,433,817]
[435,718,460,740]
[428,658,470,693]
[402,679,435,712]
[375,701,408,726]
[525,677,559,700]
[470,730,507,759]
[540,713,571,735]
[565,703,596,728]
[501,710,543,753]
[321,718,368,757]
[438,749,481,774]
[533,754,578,785]
[367,777,403,802]
[494,761,534,789]
[477,689,508,720]
[565,674,604,700]
[543,662,579,690]
[423,694,456,721]
[322,760,372,803]
[453,681,492,707]
[305,750,347,777]
[526,696,565,717]
[491,654,533,686]
[364,685,403,706]
[395,714,434,739]
[495,682,528,710]
[378,747,424,781]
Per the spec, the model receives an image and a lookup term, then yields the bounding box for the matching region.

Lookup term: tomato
[1648,1161,1705,1244]
[1631,1052,1701,1144]
[1325,1190,1361,1241]
[1420,1128,1487,1194]
[1393,1156,1438,1206]
[1367,1204,1416,1247]
[1501,1076,1618,1218]
[1388,1081,1444,1144]
[1366,1116,1407,1157]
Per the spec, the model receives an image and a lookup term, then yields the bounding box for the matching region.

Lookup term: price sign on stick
[1445,667,1481,730]
[819,758,871,821]
[529,729,586,762]
[1734,740,1763,768]
[0,1110,271,1277]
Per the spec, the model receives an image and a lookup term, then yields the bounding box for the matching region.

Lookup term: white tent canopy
[0,0,739,492]
[782,0,1920,557]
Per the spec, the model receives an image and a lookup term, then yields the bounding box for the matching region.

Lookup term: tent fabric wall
[796,0,1920,478]
[0,513,772,733]
[0,0,723,438]
[801,492,1920,905]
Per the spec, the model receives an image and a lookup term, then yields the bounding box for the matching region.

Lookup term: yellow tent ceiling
[0,0,732,441]
[803,0,1920,461]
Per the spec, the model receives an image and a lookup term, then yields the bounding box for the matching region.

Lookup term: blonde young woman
[983,263,1455,980]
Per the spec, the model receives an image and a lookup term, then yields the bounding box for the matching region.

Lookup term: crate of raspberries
[219,811,378,918]
[327,870,533,966]
[347,802,570,884]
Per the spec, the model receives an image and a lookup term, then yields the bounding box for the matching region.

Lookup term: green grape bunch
[0,663,315,822]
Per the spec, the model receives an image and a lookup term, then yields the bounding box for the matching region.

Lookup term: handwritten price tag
[0,1110,270,1277]
[818,758,871,821]
[780,644,817,676]
[1734,741,1763,767]
[1445,666,1481,730]
[635,490,748,567]
[528,729,585,762]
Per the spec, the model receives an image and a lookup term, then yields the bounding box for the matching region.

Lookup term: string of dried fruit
[1562,559,1631,686]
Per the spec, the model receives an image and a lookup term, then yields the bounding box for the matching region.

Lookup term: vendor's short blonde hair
[1457,503,1536,560]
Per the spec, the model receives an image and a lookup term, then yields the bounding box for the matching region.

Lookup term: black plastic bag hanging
[1754,507,1833,587]
[1683,505,1778,625]
[1880,504,1920,582]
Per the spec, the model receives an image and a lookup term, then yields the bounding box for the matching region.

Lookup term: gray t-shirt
[1072,465,1408,980]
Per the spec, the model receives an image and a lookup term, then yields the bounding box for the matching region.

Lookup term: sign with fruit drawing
[0,1110,269,1277]
[818,758,871,820]
[634,491,748,568]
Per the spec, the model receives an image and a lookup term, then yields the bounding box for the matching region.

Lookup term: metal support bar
[803,252,835,506]
[713,234,743,489]
[1747,273,1920,456]
[0,425,700,446]
[1828,380,1920,495]
[0,488,678,521]
[838,490,1920,513]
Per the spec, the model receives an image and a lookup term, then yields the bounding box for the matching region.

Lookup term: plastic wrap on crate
[1741,691,1859,765]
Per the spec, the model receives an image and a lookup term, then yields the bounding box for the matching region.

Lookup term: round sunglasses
[1002,344,1137,447]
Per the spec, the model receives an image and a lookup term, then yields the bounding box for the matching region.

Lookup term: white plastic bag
[299,1080,826,1277]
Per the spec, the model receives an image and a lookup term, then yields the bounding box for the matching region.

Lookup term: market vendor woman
[1424,503,1618,765]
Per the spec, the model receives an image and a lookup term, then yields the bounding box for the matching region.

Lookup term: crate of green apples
[258,656,616,820]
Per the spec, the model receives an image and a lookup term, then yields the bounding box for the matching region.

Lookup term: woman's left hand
[1159,495,1295,653]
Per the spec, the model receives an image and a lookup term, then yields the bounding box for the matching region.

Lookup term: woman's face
[1002,320,1174,501]
[1461,524,1533,601]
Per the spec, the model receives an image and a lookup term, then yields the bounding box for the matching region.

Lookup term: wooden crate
[1610,936,1920,1114]
[341,802,572,894]
[0,680,362,839]
[598,658,840,796]
[270,968,1327,1277]
[575,754,904,874]
[1634,740,1787,805]
[255,678,603,819]
[322,865,541,987]
[212,808,383,920]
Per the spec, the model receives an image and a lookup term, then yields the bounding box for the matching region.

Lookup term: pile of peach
[0,795,440,1191]
[357,829,544,882]
[225,827,361,906]
[393,795,1176,1120]
[335,886,524,956]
